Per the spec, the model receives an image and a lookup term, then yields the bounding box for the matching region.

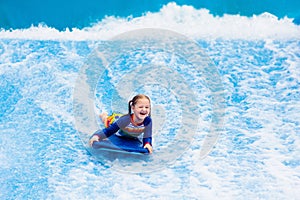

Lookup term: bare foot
[99,112,108,124]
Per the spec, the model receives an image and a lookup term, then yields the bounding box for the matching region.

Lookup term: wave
[0,3,299,40]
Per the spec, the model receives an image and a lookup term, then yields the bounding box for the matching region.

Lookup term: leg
[100,112,123,128]
[99,112,108,124]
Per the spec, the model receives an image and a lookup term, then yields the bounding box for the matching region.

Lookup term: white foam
[0,2,299,41]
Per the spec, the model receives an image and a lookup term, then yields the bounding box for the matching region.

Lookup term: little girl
[89,94,153,153]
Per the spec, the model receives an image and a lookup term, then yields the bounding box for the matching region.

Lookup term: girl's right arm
[89,122,120,146]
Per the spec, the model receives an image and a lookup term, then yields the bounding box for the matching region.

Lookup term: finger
[146,145,153,154]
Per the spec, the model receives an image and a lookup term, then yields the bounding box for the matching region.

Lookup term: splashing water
[1,2,300,199]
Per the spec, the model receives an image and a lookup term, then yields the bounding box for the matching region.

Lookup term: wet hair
[128,94,151,116]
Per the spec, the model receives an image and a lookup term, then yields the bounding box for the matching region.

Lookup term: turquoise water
[1,1,300,199]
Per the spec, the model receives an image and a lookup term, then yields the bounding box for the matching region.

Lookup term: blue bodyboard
[92,134,149,154]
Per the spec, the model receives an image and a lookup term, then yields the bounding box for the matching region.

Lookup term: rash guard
[93,114,152,146]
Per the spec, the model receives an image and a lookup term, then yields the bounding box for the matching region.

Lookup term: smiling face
[131,97,151,124]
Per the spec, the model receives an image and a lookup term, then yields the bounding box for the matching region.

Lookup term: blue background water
[1,1,300,199]
[1,0,300,30]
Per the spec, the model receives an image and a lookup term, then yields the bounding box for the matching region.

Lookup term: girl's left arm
[143,116,153,153]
